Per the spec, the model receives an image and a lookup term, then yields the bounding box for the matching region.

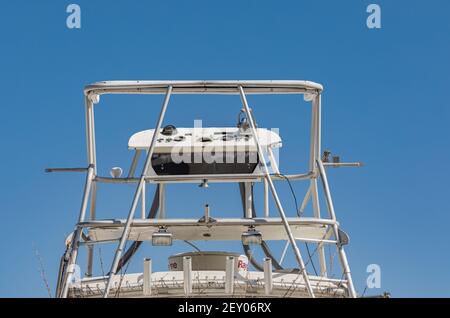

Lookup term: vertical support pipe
[158,184,166,219]
[60,96,97,297]
[103,86,173,298]
[263,178,269,218]
[84,97,92,165]
[141,182,146,219]
[60,165,95,298]
[263,258,273,295]
[309,95,327,277]
[316,159,357,298]
[239,86,315,298]
[183,256,192,295]
[244,182,253,218]
[311,179,327,277]
[89,100,97,168]
[315,95,327,277]
[143,258,152,296]
[225,256,235,294]
[314,95,322,162]
[86,101,98,277]
[86,184,97,277]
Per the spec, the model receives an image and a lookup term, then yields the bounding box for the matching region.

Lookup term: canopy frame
[57,80,357,299]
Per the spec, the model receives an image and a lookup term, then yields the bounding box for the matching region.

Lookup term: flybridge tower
[49,81,362,298]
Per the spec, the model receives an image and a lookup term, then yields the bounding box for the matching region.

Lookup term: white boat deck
[69,271,348,298]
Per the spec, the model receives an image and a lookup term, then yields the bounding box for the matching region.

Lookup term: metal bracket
[337,228,350,246]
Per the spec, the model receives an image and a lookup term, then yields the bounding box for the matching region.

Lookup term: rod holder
[183,256,192,295]
[143,258,152,296]
[204,204,210,223]
[263,258,273,295]
[225,256,235,294]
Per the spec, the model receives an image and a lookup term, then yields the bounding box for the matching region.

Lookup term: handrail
[94,171,315,184]
[78,217,339,228]
[84,80,323,97]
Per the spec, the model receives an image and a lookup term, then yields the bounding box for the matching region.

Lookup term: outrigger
[49,80,363,298]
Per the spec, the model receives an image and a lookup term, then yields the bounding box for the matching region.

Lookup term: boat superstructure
[50,80,362,298]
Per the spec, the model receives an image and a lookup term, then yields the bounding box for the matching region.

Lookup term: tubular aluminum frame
[59,80,357,299]
[102,86,173,298]
[267,147,280,174]
[263,179,269,217]
[86,101,98,278]
[316,159,357,298]
[310,95,328,277]
[79,217,339,245]
[59,95,97,298]
[299,186,312,215]
[128,150,142,178]
[158,184,166,219]
[84,80,323,97]
[79,216,339,228]
[94,172,315,184]
[141,182,146,220]
[60,165,95,298]
[279,241,290,266]
[239,86,315,298]
[244,183,253,219]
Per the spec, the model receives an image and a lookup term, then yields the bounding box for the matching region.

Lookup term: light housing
[199,179,209,188]
[110,167,123,178]
[241,227,262,245]
[152,228,173,246]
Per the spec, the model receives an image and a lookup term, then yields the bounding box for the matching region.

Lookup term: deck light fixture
[152,227,173,246]
[241,226,262,245]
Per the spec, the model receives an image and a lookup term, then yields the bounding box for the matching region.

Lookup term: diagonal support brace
[102,86,173,298]
[238,86,315,298]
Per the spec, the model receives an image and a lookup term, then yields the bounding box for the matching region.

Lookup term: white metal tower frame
[56,80,357,298]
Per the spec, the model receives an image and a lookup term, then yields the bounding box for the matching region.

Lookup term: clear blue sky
[0,0,449,297]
